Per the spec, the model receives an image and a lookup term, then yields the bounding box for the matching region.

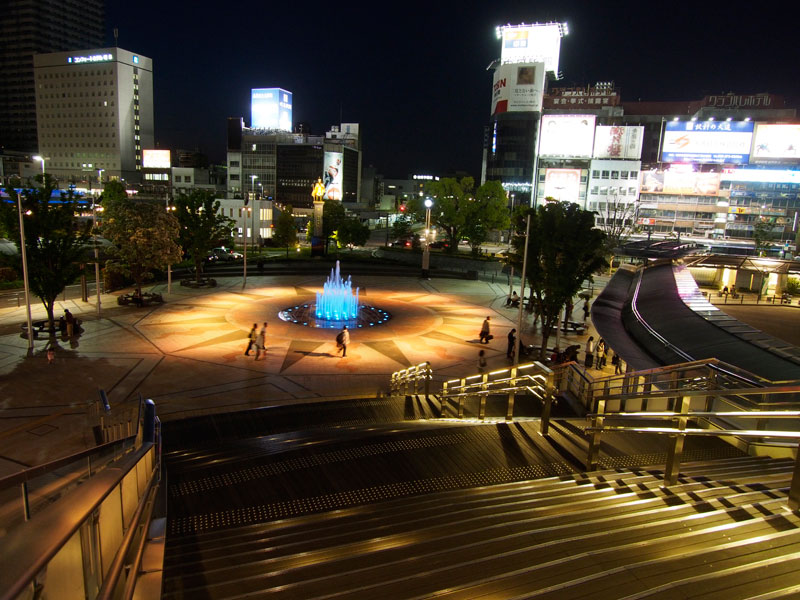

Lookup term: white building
[33,47,154,183]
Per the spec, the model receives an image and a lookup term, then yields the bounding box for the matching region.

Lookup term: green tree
[101,181,182,296]
[0,175,91,329]
[391,215,413,240]
[753,218,774,257]
[509,200,607,359]
[174,189,234,283]
[407,178,509,254]
[322,200,346,254]
[461,180,510,256]
[273,205,298,258]
[338,218,370,249]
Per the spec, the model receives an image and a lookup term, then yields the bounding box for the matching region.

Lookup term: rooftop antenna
[113,27,119,47]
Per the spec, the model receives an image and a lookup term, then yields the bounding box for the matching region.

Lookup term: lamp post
[94,169,104,312]
[514,213,531,365]
[165,199,176,294]
[244,175,257,288]
[32,155,47,183]
[422,198,433,278]
[17,194,34,354]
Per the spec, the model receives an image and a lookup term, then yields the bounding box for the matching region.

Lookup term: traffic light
[399,204,406,213]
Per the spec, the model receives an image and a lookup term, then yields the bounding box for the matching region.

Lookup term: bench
[560,321,587,334]
[20,320,49,340]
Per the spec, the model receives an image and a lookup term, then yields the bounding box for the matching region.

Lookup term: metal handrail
[390,361,433,397]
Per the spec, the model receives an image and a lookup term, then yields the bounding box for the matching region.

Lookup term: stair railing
[390,361,433,398]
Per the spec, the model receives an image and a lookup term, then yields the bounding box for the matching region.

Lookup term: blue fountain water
[315,261,360,321]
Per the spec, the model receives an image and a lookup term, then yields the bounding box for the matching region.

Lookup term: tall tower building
[34,48,154,183]
[0,0,105,154]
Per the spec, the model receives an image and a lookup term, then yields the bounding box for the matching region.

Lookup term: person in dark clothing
[507,328,516,359]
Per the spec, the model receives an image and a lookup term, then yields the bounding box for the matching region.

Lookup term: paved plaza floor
[1,269,798,478]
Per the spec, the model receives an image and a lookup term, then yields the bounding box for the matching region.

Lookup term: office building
[33,47,154,183]
[0,0,104,154]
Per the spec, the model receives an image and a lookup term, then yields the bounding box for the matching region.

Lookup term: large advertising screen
[322,151,343,200]
[539,114,596,158]
[751,124,800,161]
[499,23,563,75]
[661,121,753,164]
[142,149,171,169]
[639,169,721,196]
[491,62,545,115]
[593,126,644,159]
[251,88,292,130]
[543,168,581,202]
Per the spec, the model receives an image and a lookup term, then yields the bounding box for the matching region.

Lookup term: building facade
[0,0,105,154]
[33,47,154,183]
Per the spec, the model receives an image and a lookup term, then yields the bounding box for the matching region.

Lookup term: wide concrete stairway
[162,448,800,598]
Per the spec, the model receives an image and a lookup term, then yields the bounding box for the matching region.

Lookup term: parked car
[390,238,414,248]
[212,247,243,261]
[428,240,450,249]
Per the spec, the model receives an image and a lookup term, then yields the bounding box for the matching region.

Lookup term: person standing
[584,336,595,368]
[337,325,350,357]
[595,338,606,369]
[254,322,268,361]
[244,323,258,356]
[479,316,492,344]
[583,301,591,322]
[477,349,487,373]
[507,328,516,359]
[612,351,623,375]
[64,309,75,338]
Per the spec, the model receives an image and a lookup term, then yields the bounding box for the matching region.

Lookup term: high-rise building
[0,0,105,154]
[33,47,154,183]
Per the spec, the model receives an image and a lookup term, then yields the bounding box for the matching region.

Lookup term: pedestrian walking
[583,301,591,322]
[479,316,492,344]
[477,349,487,373]
[507,328,516,359]
[254,322,267,360]
[337,325,350,357]
[584,336,595,368]
[244,323,258,356]
[612,352,623,375]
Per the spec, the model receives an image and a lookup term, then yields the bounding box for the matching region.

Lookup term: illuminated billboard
[539,115,596,158]
[491,62,545,115]
[142,149,171,169]
[543,169,581,202]
[661,121,753,164]
[498,23,565,75]
[251,88,293,130]
[640,168,720,196]
[322,151,343,200]
[751,124,800,161]
[593,126,644,159]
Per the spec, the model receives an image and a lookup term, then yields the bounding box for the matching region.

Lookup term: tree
[0,175,91,330]
[338,218,370,249]
[509,200,607,359]
[174,189,234,283]
[322,200,346,254]
[101,181,182,296]
[391,215,413,240]
[273,205,298,258]
[753,218,774,257]
[461,180,510,256]
[595,194,638,254]
[407,177,509,254]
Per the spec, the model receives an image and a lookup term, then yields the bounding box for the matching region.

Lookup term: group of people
[245,323,351,360]
[584,335,623,374]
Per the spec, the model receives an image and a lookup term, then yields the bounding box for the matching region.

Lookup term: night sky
[105,1,798,179]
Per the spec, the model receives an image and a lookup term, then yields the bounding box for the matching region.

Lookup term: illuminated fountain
[316,262,360,320]
[278,261,390,329]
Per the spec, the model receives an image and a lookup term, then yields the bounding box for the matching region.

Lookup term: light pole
[244,175,257,288]
[17,194,34,354]
[32,155,47,183]
[514,213,531,365]
[422,198,432,278]
[165,198,176,294]
[94,169,104,312]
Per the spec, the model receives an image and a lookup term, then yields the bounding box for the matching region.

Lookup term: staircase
[162,454,800,599]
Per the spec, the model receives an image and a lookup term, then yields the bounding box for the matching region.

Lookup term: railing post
[413,366,419,396]
[21,481,31,521]
[424,362,431,401]
[587,398,606,470]
[642,373,652,412]
[664,394,690,486]
[506,367,518,421]
[789,444,800,511]
[441,381,449,417]
[458,378,466,419]
[478,373,488,421]
[540,390,552,436]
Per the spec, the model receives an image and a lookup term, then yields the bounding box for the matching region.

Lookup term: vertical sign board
[593,126,644,160]
[491,62,546,115]
[322,151,344,200]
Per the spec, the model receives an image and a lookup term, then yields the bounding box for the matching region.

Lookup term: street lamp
[244,175,257,288]
[17,194,34,354]
[422,198,433,278]
[92,200,103,317]
[165,199,176,294]
[32,155,46,175]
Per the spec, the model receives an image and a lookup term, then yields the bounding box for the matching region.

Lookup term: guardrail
[390,362,433,397]
[0,399,162,600]
[585,407,800,510]
[440,361,554,427]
